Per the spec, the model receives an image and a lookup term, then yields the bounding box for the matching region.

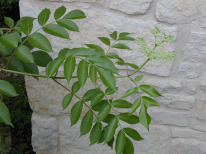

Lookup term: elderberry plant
[0,6,175,154]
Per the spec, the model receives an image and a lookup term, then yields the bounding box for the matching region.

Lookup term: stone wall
[19,0,206,153]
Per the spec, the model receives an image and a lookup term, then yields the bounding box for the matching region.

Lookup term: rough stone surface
[183,32,206,62]
[140,79,182,94]
[170,139,206,154]
[32,113,58,154]
[149,108,190,126]
[176,63,201,79]
[195,101,206,120]
[172,127,206,142]
[156,0,206,27]
[109,0,153,15]
[200,72,206,91]
[156,94,195,110]
[190,118,206,132]
[184,81,197,94]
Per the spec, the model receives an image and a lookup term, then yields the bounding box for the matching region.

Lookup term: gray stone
[32,113,58,154]
[190,118,206,132]
[170,139,206,154]
[185,81,197,94]
[183,32,206,62]
[156,94,195,110]
[176,63,201,79]
[149,108,190,126]
[109,0,153,15]
[156,0,206,27]
[172,127,206,142]
[140,78,182,94]
[200,72,206,91]
[195,101,206,120]
[61,0,97,2]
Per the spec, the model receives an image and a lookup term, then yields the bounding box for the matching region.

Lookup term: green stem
[128,58,150,77]
[52,79,98,118]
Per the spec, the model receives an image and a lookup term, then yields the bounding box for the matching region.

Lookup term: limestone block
[176,63,201,79]
[140,78,182,94]
[156,0,206,27]
[58,115,170,154]
[32,113,58,154]
[149,108,190,126]
[109,0,153,15]
[200,72,206,91]
[170,139,206,154]
[185,81,197,94]
[172,127,206,142]
[61,0,98,2]
[190,118,206,132]
[156,94,195,110]
[195,101,206,120]
[183,32,206,62]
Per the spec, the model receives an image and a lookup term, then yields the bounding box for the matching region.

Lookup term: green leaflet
[123,137,134,154]
[98,37,110,46]
[105,87,118,95]
[123,128,143,141]
[104,117,118,143]
[32,51,53,67]
[82,88,100,102]
[0,33,18,48]
[57,19,79,32]
[3,57,24,72]
[0,101,13,127]
[72,81,81,93]
[62,93,73,110]
[110,31,118,40]
[130,98,141,115]
[15,45,34,63]
[115,130,126,154]
[90,91,104,107]
[28,32,53,52]
[46,57,65,78]
[139,84,162,97]
[112,99,132,108]
[118,113,139,124]
[112,43,131,50]
[38,8,51,26]
[90,122,102,145]
[98,69,116,91]
[4,16,14,28]
[80,110,93,136]
[96,103,111,122]
[23,63,39,80]
[43,24,70,39]
[89,65,97,85]
[0,80,18,97]
[92,100,109,112]
[134,75,144,82]
[139,104,151,131]
[121,87,138,98]
[64,9,86,19]
[54,6,66,20]
[64,56,76,85]
[142,96,160,107]
[20,17,35,35]
[70,101,83,127]
[77,60,88,87]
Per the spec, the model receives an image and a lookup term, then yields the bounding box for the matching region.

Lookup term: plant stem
[0,28,11,31]
[52,79,97,118]
[128,58,150,77]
